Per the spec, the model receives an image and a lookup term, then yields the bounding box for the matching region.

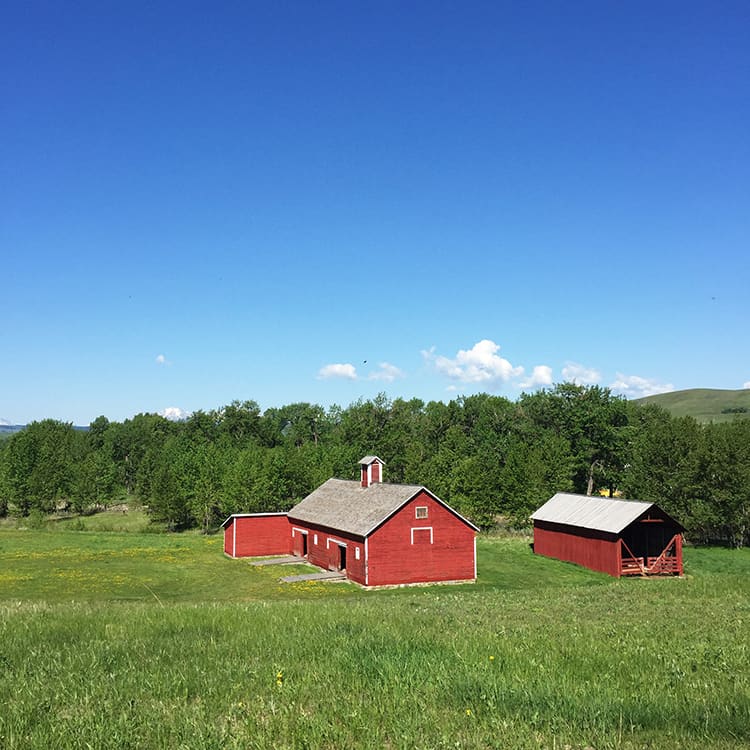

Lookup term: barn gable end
[366,490,477,586]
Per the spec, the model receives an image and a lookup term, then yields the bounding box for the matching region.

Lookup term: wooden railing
[620,556,645,575]
[646,555,680,574]
[620,536,681,576]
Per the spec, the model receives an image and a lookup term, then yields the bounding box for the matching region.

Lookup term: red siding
[223,521,233,556]
[533,521,621,577]
[290,523,367,585]
[367,491,476,586]
[224,514,291,558]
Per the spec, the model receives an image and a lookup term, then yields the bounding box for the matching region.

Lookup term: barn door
[293,530,308,558]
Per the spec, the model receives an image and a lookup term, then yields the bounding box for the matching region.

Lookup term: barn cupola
[359,456,385,488]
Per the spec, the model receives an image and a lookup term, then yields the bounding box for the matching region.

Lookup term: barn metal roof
[530,492,653,534]
[288,478,479,537]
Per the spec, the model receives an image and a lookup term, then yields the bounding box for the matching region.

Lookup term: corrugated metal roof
[530,492,653,534]
[288,478,479,537]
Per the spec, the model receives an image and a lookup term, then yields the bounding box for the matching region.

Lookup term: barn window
[314,534,318,545]
[411,527,433,544]
[415,506,428,519]
[355,547,360,560]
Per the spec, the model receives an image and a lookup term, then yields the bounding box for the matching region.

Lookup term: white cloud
[424,339,523,387]
[520,365,553,389]
[562,362,601,385]
[155,354,171,366]
[317,363,358,380]
[368,362,405,382]
[0,417,12,426]
[610,373,674,399]
[159,406,190,421]
[744,381,750,389]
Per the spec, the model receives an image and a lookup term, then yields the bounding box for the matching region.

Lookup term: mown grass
[0,528,340,603]
[0,531,607,603]
[0,529,748,749]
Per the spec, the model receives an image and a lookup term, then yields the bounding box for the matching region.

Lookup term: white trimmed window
[415,506,428,519]
[314,534,318,545]
[355,547,360,560]
[411,527,433,544]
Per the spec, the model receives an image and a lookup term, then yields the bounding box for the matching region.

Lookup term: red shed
[221,512,290,558]
[531,492,684,577]
[223,456,479,587]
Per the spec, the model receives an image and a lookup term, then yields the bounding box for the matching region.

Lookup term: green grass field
[636,387,750,423]
[0,527,748,749]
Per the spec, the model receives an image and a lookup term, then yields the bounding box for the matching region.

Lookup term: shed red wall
[224,514,291,558]
[367,491,476,586]
[533,521,621,577]
[290,523,367,585]
[224,523,233,556]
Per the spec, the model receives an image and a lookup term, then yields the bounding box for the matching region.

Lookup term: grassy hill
[635,387,750,423]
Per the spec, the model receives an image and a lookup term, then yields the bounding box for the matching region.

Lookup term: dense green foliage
[1,386,749,545]
[0,531,748,749]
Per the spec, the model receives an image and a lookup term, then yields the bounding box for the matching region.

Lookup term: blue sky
[2,1,749,425]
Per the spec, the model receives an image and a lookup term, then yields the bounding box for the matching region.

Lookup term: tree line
[0,385,748,546]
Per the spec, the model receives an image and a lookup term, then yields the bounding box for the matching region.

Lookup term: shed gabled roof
[359,455,385,466]
[530,492,656,535]
[288,478,479,537]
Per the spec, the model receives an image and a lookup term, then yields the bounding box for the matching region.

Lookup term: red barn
[222,456,479,587]
[531,492,684,577]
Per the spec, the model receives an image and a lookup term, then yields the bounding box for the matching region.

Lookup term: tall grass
[0,530,748,749]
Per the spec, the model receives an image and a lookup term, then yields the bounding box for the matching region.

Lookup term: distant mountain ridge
[0,424,26,435]
[0,424,89,436]
[635,388,750,423]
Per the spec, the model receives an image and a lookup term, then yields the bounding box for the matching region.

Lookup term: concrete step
[248,555,305,566]
[280,571,347,583]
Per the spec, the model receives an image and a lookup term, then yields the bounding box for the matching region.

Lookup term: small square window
[415,506,428,519]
